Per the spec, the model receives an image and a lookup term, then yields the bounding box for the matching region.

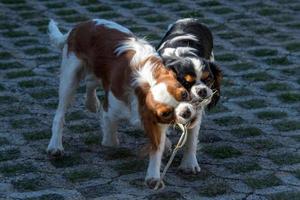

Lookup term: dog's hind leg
[47,47,83,156]
[85,73,101,113]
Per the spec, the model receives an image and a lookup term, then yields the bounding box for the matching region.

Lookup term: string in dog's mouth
[191,89,218,109]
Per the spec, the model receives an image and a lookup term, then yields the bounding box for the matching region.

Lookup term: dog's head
[162,55,222,109]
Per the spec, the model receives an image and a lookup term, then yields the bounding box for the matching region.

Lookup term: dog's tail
[48,19,69,49]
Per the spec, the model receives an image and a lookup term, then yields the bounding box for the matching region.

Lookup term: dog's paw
[178,156,201,174]
[85,95,100,113]
[145,178,164,190]
[47,147,64,157]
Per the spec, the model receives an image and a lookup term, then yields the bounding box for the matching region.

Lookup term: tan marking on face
[184,74,196,83]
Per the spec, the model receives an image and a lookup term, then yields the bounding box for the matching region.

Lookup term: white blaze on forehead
[190,57,204,80]
[169,34,198,44]
[93,19,131,34]
[151,83,179,107]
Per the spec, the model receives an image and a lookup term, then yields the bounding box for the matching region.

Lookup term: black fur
[157,18,222,109]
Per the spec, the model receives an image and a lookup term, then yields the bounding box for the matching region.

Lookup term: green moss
[231,127,262,138]
[258,8,279,16]
[208,104,229,114]
[26,194,64,200]
[0,95,18,104]
[65,169,101,182]
[266,57,291,65]
[232,38,259,47]
[0,61,23,70]
[286,42,300,52]
[78,0,98,5]
[0,22,19,30]
[229,62,254,71]
[243,72,272,81]
[11,118,39,129]
[245,174,281,189]
[153,0,174,4]
[62,15,89,23]
[197,180,231,197]
[3,30,29,38]
[45,2,66,9]
[247,139,278,150]
[0,137,9,145]
[50,154,83,168]
[269,191,300,200]
[0,83,5,91]
[30,89,58,99]
[18,79,48,88]
[270,153,300,165]
[204,145,242,159]
[254,27,276,34]
[143,15,169,22]
[0,148,20,161]
[12,177,45,191]
[0,0,25,4]
[84,134,100,145]
[20,11,41,19]
[238,99,267,109]
[14,39,39,46]
[256,111,287,120]
[100,12,121,18]
[23,130,51,141]
[66,111,86,121]
[214,116,244,126]
[224,88,252,97]
[113,160,146,175]
[211,7,234,14]
[6,70,35,79]
[69,124,97,133]
[55,9,78,16]
[226,162,261,173]
[0,163,36,176]
[86,5,112,12]
[0,52,12,59]
[262,82,290,92]
[180,11,204,18]
[0,106,30,117]
[218,31,243,40]
[198,1,221,7]
[121,2,144,9]
[103,147,134,160]
[217,53,238,62]
[273,120,300,131]
[278,92,300,103]
[24,47,49,55]
[286,22,300,29]
[248,49,277,57]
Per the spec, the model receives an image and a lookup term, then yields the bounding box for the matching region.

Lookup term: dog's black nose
[181,91,189,101]
[180,108,191,119]
[197,88,207,98]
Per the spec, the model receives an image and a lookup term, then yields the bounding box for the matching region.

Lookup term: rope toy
[154,123,188,190]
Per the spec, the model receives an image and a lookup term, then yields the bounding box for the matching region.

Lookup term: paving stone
[0,0,299,199]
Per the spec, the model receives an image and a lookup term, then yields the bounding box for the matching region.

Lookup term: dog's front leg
[145,125,167,189]
[179,113,202,174]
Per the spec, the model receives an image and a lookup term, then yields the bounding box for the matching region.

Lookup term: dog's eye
[161,110,173,118]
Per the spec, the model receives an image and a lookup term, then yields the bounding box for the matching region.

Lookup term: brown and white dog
[47,19,196,188]
[157,18,223,174]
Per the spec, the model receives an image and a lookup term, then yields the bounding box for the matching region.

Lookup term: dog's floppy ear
[208,62,222,110]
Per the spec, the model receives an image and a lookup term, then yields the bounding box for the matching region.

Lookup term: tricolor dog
[157,18,223,174]
[47,19,196,188]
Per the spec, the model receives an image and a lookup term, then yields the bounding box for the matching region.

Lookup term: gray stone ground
[0,0,300,199]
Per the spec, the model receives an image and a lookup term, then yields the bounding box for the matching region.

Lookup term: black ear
[207,62,223,110]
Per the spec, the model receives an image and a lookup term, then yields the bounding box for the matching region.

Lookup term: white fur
[169,34,198,44]
[151,83,178,107]
[115,37,159,66]
[191,83,213,101]
[48,19,69,49]
[176,18,195,24]
[175,102,196,124]
[210,50,215,62]
[47,46,83,154]
[93,19,131,34]
[189,57,204,80]
[179,111,203,173]
[161,47,198,57]
[132,61,157,87]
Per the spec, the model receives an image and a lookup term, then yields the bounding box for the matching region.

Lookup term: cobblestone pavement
[0,0,300,199]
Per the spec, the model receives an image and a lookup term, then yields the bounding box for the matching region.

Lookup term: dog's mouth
[191,90,217,109]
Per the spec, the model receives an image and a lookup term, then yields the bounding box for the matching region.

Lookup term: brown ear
[135,84,161,151]
[208,62,222,110]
